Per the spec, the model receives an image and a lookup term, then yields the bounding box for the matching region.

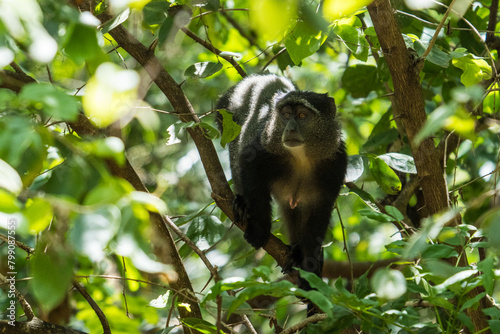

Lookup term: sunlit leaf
[484,82,500,114]
[378,153,417,174]
[149,291,171,308]
[24,198,53,232]
[82,63,139,128]
[0,158,23,195]
[452,56,492,87]
[323,0,373,21]
[185,62,223,79]
[284,21,326,65]
[250,0,298,41]
[217,109,241,148]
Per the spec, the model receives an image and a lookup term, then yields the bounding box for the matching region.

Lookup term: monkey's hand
[234,195,270,249]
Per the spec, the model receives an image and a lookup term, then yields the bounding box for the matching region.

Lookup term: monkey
[216,74,347,303]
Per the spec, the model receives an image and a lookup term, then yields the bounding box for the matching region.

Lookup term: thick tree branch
[0,318,87,334]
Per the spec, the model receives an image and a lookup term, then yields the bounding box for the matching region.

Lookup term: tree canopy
[0,0,499,333]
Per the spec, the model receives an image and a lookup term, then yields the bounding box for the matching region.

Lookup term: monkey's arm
[236,143,277,249]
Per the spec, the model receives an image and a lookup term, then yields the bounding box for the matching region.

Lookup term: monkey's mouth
[284,139,305,147]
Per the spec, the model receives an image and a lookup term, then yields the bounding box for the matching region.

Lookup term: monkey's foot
[282,244,302,274]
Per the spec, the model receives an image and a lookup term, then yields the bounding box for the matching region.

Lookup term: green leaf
[413,40,451,68]
[323,0,373,21]
[184,62,223,79]
[19,83,79,122]
[218,109,241,148]
[143,0,169,25]
[349,187,380,213]
[0,189,22,213]
[101,8,130,34]
[30,245,74,313]
[341,65,379,98]
[421,243,457,259]
[158,16,176,46]
[358,208,393,222]
[385,205,404,222]
[334,24,368,61]
[452,55,492,87]
[460,292,487,312]
[284,21,326,65]
[378,153,417,174]
[478,257,495,295]
[371,269,407,300]
[24,198,53,232]
[434,269,478,293]
[0,158,22,195]
[484,82,500,114]
[182,318,218,334]
[227,280,296,316]
[63,23,102,65]
[345,155,364,182]
[369,157,401,195]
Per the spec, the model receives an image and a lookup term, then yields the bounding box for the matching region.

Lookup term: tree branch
[0,318,87,334]
[0,272,35,321]
[72,281,111,334]
[420,0,457,61]
[280,313,327,334]
[181,27,247,78]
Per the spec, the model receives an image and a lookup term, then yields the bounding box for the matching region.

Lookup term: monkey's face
[279,104,313,148]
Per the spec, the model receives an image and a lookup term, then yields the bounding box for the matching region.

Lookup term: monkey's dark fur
[216,74,347,293]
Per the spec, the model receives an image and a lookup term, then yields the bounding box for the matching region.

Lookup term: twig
[121,257,130,318]
[0,233,35,255]
[165,215,222,282]
[0,272,35,321]
[280,313,327,334]
[260,47,287,73]
[74,274,168,288]
[241,314,258,334]
[219,10,263,53]
[421,0,457,61]
[72,281,111,334]
[336,205,354,288]
[191,7,249,20]
[180,27,247,78]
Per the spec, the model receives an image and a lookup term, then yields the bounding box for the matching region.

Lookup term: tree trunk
[367,0,491,332]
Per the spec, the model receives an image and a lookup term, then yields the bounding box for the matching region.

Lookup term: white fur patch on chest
[271,148,318,210]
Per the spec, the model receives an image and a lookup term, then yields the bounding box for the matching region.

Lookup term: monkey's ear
[327,96,337,115]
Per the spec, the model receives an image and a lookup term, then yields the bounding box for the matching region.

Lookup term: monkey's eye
[281,107,292,119]
[298,112,307,119]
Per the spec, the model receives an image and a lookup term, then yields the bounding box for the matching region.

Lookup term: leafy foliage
[0,0,499,333]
